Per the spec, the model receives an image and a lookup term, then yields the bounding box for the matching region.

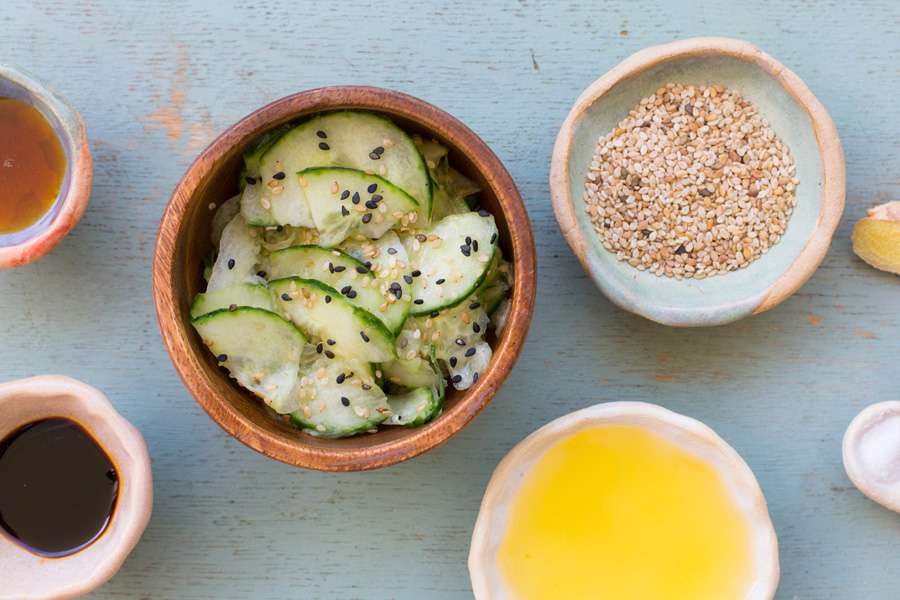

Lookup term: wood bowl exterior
[153,86,536,471]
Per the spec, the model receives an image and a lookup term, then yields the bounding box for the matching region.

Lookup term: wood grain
[0,1,898,598]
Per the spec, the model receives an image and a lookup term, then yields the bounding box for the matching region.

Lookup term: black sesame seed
[472,372,479,383]
[430,311,439,318]
[367,183,377,193]
[374,146,385,155]
[325,295,332,304]
[360,331,370,343]
[361,383,371,391]
[347,290,357,299]
[413,299,424,305]
[228,303,237,311]
[324,350,335,359]
[389,282,401,291]
[318,142,330,150]
[341,205,350,216]
[341,396,350,407]
[340,189,350,200]
[362,213,372,224]
[460,245,471,257]
[273,171,286,180]
[472,240,479,252]
[356,265,369,274]
[490,233,497,244]
[316,130,327,139]
[455,337,466,346]
[369,152,380,160]
[328,262,335,273]
[387,247,397,255]
[371,194,383,202]
[473,322,482,333]
[352,192,360,204]
[257,270,267,278]
[470,301,482,310]
[327,339,336,346]
[245,176,256,185]
[227,258,236,270]
[449,356,458,367]
[333,265,346,273]
[365,200,378,209]
[411,269,421,277]
[364,261,372,269]
[675,244,687,255]
[451,374,462,384]
[478,209,490,217]
[435,278,445,285]
[340,285,352,295]
[465,347,477,357]
[316,343,323,353]
[281,292,292,301]
[216,353,228,362]
[403,275,413,284]
[415,234,427,242]
[394,287,402,299]
[276,225,284,232]
[336,373,346,384]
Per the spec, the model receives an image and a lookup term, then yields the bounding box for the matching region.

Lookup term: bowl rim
[468,401,780,600]
[549,36,845,327]
[0,64,92,270]
[153,85,536,471]
[842,400,900,514]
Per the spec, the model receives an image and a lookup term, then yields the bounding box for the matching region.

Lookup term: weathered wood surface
[1,1,898,598]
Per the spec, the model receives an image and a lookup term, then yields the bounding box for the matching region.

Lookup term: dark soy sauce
[0,418,118,556]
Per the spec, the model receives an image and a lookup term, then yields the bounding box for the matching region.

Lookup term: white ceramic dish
[0,376,152,600]
[469,401,779,600]
[843,401,900,513]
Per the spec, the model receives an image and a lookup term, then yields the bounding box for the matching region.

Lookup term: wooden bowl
[153,86,536,471]
[0,65,92,269]
[550,37,845,326]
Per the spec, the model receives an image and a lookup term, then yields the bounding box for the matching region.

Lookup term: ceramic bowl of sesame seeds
[550,37,844,327]
[154,86,535,471]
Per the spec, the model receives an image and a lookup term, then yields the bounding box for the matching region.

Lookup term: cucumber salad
[191,111,513,438]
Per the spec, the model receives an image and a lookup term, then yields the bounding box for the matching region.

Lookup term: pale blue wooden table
[2,1,898,598]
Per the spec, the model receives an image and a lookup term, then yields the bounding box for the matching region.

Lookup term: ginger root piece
[852,201,900,275]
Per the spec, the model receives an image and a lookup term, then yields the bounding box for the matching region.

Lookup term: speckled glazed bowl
[550,37,844,326]
[0,65,92,269]
[0,376,152,600]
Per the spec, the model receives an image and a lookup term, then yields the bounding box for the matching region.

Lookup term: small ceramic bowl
[0,375,152,600]
[0,65,92,269]
[153,86,536,471]
[550,37,845,326]
[843,401,900,513]
[469,402,779,599]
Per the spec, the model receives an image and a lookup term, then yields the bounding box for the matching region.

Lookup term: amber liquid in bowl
[0,97,66,234]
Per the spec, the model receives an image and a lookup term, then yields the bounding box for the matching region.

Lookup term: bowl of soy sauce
[0,376,152,600]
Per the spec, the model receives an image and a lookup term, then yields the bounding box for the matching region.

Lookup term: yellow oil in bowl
[497,425,753,600]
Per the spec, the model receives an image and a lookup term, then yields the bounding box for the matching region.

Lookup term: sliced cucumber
[210,194,241,246]
[266,245,409,333]
[475,252,513,316]
[240,179,278,227]
[381,356,442,389]
[207,215,261,292]
[192,307,306,414]
[260,111,431,221]
[259,225,320,254]
[446,340,491,391]
[298,167,418,247]
[290,356,389,438]
[408,211,498,315]
[241,123,293,187]
[270,277,396,363]
[190,283,273,319]
[386,387,441,427]
[341,231,415,327]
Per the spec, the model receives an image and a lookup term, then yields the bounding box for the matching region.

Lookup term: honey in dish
[0,97,66,234]
[497,425,753,600]
[0,418,118,556]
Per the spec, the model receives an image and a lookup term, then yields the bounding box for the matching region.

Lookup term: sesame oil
[497,425,753,600]
[0,97,66,234]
